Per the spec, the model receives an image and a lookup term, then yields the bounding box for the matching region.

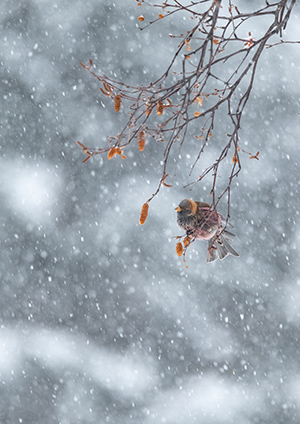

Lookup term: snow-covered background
[1,1,300,423]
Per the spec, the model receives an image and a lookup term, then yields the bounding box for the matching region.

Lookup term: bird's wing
[195,201,211,209]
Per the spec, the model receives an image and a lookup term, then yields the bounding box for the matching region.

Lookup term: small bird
[175,198,239,262]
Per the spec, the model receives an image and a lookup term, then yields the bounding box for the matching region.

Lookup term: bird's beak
[175,206,181,212]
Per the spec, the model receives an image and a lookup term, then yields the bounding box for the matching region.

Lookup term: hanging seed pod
[182,236,191,248]
[107,147,122,159]
[138,130,146,152]
[139,202,149,225]
[145,103,152,117]
[156,101,164,116]
[176,242,184,257]
[114,95,121,112]
[107,148,116,160]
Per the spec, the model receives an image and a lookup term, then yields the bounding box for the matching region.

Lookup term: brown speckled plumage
[176,199,239,262]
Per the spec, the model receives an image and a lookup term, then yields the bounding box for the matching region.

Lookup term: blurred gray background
[1,1,300,423]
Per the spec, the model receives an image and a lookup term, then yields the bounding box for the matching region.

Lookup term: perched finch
[176,198,239,262]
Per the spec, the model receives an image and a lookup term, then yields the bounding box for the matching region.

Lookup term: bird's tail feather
[207,232,239,263]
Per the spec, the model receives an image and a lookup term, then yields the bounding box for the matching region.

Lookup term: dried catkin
[114,95,121,112]
[156,101,164,116]
[139,203,149,225]
[138,130,146,152]
[176,242,184,256]
[107,147,122,160]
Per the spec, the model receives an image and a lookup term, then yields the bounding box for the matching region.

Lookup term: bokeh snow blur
[1,1,300,423]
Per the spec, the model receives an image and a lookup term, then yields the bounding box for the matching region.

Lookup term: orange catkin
[107,147,122,159]
[145,103,152,117]
[182,236,191,247]
[139,203,149,225]
[107,148,116,160]
[176,242,184,257]
[156,101,164,116]
[138,130,146,152]
[114,95,121,112]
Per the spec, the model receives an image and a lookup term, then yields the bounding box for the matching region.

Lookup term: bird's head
[175,199,198,216]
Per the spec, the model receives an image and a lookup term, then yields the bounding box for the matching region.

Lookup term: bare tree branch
[77,0,297,227]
